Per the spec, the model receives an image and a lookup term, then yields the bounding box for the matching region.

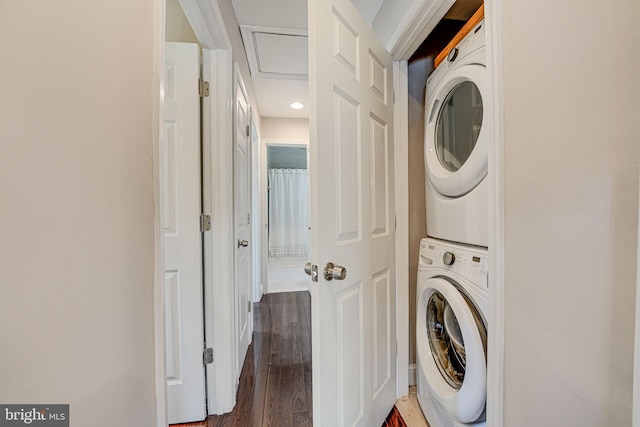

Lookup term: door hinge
[248,300,252,312]
[200,213,211,232]
[203,347,214,365]
[247,212,251,224]
[199,79,210,97]
[246,125,250,137]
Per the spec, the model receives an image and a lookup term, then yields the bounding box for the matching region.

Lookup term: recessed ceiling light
[290,102,304,110]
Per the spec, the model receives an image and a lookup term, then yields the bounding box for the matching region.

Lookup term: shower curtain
[268,168,309,257]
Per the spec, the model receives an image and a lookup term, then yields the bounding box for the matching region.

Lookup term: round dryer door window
[424,64,488,197]
[435,81,483,172]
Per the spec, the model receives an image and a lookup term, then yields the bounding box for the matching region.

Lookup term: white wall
[350,0,385,24]
[217,0,262,130]
[166,0,198,43]
[372,0,413,45]
[261,117,310,141]
[501,1,640,425]
[0,1,158,426]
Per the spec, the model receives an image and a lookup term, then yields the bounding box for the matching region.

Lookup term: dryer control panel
[419,238,488,290]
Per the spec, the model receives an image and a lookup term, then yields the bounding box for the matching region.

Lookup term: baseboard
[409,363,417,386]
[266,286,310,294]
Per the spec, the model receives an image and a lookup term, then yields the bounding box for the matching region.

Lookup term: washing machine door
[425,63,487,197]
[417,277,487,423]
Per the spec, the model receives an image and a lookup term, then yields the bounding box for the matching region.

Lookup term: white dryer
[416,238,488,427]
[425,21,488,247]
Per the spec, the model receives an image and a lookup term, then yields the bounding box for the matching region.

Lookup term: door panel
[372,268,392,396]
[337,285,364,426]
[163,42,206,424]
[309,0,396,425]
[371,115,390,237]
[333,90,361,243]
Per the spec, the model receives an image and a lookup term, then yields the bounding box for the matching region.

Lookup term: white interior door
[163,42,206,424]
[234,70,252,377]
[309,0,396,425]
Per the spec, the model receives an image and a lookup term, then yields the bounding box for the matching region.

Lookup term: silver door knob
[237,239,249,248]
[304,262,318,282]
[323,262,347,281]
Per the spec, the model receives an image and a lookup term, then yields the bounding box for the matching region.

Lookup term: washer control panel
[419,238,488,289]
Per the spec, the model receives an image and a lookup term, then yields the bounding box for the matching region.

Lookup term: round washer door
[425,63,487,197]
[416,277,487,423]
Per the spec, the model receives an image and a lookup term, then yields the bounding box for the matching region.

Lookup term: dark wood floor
[208,291,312,427]
[172,291,405,427]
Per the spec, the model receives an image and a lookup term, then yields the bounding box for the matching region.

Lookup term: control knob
[447,47,459,62]
[443,251,455,266]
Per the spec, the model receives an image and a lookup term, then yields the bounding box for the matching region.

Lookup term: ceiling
[231,0,481,119]
[231,0,385,119]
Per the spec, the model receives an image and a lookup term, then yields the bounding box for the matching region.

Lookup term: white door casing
[163,42,206,424]
[309,0,397,425]
[202,48,237,414]
[250,117,263,302]
[234,67,253,378]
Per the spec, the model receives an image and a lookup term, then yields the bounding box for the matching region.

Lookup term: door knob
[304,262,318,282]
[323,262,347,281]
[237,239,249,248]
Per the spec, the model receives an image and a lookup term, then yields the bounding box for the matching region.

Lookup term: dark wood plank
[250,298,271,426]
[290,323,307,414]
[171,421,206,427]
[203,291,312,427]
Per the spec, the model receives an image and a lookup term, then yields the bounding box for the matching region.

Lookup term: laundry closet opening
[265,144,310,294]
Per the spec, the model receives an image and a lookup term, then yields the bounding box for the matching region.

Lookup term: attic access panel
[240,26,309,80]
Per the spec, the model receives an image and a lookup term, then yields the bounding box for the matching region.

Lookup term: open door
[163,42,207,424]
[234,69,253,378]
[309,0,397,425]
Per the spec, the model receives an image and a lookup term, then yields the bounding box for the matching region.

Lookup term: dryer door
[425,64,487,197]
[417,277,487,423]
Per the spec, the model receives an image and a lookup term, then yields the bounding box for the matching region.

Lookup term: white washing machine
[424,20,488,248]
[416,238,488,427]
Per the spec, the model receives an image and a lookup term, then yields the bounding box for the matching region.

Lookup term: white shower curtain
[268,168,309,257]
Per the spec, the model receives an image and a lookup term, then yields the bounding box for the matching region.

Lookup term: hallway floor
[172,291,421,427]
[209,291,312,426]
[267,256,309,293]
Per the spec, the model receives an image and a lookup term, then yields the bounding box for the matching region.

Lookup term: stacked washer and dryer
[416,18,490,427]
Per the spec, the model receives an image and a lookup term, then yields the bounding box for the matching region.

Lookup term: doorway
[265,143,310,294]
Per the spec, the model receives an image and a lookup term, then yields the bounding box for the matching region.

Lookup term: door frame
[392,60,410,396]
[388,3,506,423]
[261,139,310,295]
[151,1,166,425]
[483,1,506,425]
[250,117,262,303]
[202,47,237,414]
[153,0,239,422]
[187,1,239,413]
[634,105,640,427]
[152,0,507,425]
